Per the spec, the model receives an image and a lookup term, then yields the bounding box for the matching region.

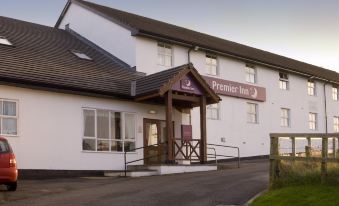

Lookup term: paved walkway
[0,160,268,206]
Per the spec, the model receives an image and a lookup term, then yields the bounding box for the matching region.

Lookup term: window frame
[279,72,289,90]
[206,103,220,120]
[0,99,19,137]
[332,87,338,101]
[307,80,316,96]
[334,116,339,132]
[82,108,136,153]
[280,108,290,127]
[205,53,218,76]
[70,50,93,61]
[245,64,256,84]
[157,42,173,67]
[0,36,13,46]
[308,112,317,131]
[247,102,258,124]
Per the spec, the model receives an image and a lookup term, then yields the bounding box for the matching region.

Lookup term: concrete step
[104,169,159,177]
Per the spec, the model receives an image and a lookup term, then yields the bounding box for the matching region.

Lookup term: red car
[0,136,18,191]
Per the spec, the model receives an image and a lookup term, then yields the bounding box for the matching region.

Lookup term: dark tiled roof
[136,64,186,96]
[73,0,339,83]
[0,16,137,97]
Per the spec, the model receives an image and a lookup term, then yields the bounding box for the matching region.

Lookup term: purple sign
[172,75,203,95]
[181,125,192,141]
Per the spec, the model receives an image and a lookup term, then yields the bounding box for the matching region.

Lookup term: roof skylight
[0,36,13,46]
[71,50,92,60]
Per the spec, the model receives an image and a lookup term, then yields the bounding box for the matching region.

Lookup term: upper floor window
[0,99,18,136]
[247,103,258,123]
[332,87,338,101]
[307,80,316,96]
[0,36,12,46]
[245,64,256,83]
[309,112,317,130]
[205,54,218,75]
[279,72,289,90]
[333,116,339,132]
[157,42,172,67]
[83,108,136,152]
[280,108,290,127]
[207,103,220,120]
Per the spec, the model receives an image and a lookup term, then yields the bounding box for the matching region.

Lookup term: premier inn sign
[203,76,266,102]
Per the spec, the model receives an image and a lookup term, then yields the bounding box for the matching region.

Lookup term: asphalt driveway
[0,159,268,206]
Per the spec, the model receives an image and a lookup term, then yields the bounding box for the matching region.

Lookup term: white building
[0,0,338,176]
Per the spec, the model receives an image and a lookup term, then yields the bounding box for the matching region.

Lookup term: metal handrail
[207,143,240,168]
[207,147,217,164]
[124,143,165,177]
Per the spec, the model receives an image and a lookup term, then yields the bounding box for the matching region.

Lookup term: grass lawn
[251,185,339,206]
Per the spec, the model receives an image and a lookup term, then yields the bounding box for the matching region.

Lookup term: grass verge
[251,185,339,206]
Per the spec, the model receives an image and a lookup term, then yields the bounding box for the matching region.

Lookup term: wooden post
[165,90,174,163]
[269,136,279,189]
[333,137,336,159]
[200,96,207,164]
[306,137,311,158]
[291,137,296,158]
[321,137,328,184]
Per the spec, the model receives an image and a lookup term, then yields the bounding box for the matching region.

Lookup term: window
[82,109,136,152]
[334,117,339,132]
[247,103,258,123]
[245,65,256,83]
[307,80,316,96]
[70,50,92,60]
[309,113,317,130]
[207,103,220,120]
[280,108,290,127]
[279,72,289,90]
[0,99,18,136]
[205,54,218,75]
[157,42,172,67]
[332,87,338,101]
[0,36,12,46]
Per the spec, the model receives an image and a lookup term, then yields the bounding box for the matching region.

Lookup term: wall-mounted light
[148,110,157,114]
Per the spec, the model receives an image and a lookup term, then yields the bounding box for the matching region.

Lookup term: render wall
[58,3,136,67]
[0,85,185,170]
[135,37,339,158]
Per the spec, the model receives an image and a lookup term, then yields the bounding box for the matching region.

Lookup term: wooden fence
[269,133,339,188]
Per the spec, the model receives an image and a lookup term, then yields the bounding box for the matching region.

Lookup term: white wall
[0,85,182,171]
[134,36,339,158]
[58,3,136,67]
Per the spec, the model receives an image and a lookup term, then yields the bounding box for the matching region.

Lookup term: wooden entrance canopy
[134,63,221,163]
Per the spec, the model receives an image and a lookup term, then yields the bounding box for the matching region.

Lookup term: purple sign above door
[172,75,203,95]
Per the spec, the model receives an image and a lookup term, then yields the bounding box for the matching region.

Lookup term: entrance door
[144,119,167,165]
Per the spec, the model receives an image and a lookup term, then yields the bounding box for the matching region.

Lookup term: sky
[1,0,339,72]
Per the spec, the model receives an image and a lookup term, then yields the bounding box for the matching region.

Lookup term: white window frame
[332,87,338,101]
[0,36,13,46]
[157,42,172,67]
[280,108,290,127]
[334,116,339,132]
[247,102,258,124]
[207,103,220,120]
[70,50,92,60]
[245,65,256,83]
[82,108,136,153]
[279,72,289,90]
[205,53,218,76]
[309,112,317,130]
[307,80,316,96]
[0,99,19,137]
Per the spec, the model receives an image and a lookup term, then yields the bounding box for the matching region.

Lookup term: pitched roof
[67,0,339,84]
[0,16,137,98]
[136,63,220,104]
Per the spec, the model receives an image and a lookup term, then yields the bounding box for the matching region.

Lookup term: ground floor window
[247,102,258,123]
[82,108,136,152]
[309,112,317,130]
[207,103,220,120]
[334,116,339,132]
[0,99,18,136]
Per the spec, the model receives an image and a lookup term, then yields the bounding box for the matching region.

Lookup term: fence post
[291,137,296,158]
[333,137,336,159]
[269,135,279,188]
[321,137,328,184]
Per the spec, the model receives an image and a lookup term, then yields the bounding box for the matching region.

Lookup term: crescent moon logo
[185,79,191,87]
[250,88,258,98]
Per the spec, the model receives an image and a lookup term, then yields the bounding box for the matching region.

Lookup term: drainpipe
[187,46,199,63]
